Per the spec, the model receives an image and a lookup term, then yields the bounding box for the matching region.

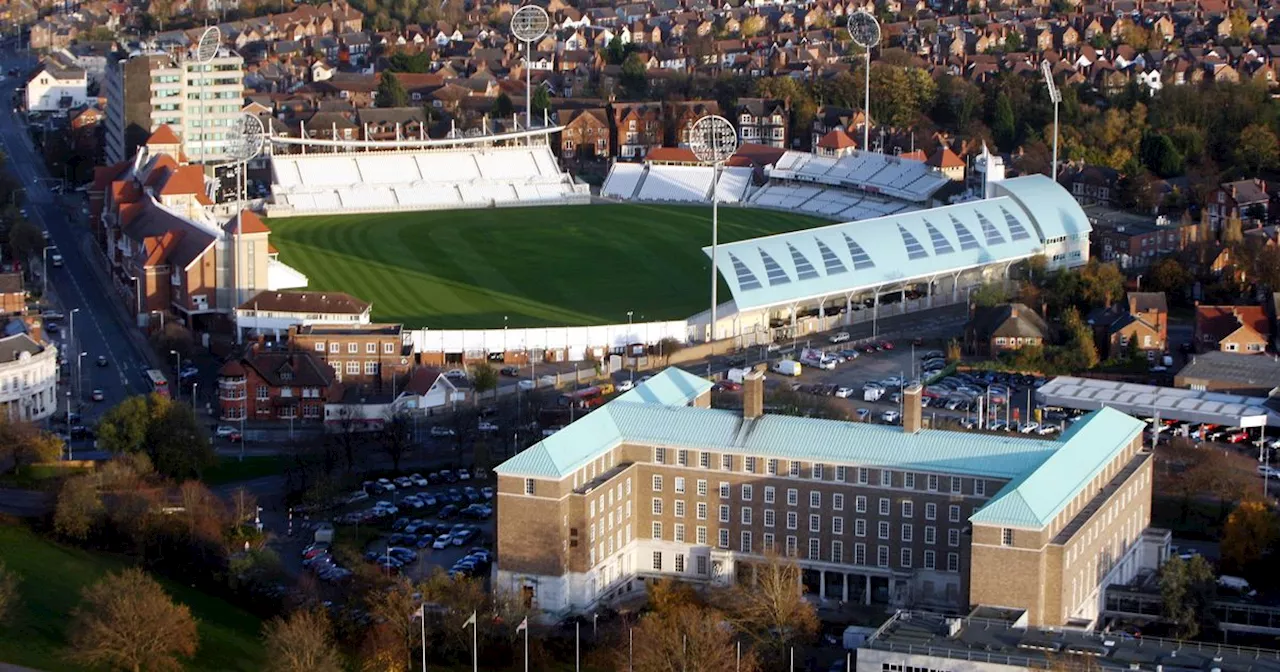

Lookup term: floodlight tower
[193,26,221,164]
[847,11,880,152]
[689,115,738,342]
[511,5,550,137]
[224,113,265,318]
[1041,59,1062,180]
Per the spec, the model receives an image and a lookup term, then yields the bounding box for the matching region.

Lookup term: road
[0,46,153,426]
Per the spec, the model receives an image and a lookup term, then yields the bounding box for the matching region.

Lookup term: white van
[772,360,802,377]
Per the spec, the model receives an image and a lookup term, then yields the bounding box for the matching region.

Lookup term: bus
[145,369,170,398]
[560,386,605,410]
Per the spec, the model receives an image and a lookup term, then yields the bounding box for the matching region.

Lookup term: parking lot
[298,468,497,587]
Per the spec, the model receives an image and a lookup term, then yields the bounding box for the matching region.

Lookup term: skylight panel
[977,212,1006,246]
[950,215,982,251]
[815,238,847,276]
[898,225,930,261]
[758,249,792,286]
[842,233,876,270]
[728,252,762,291]
[1001,206,1032,241]
[923,220,955,255]
[787,243,820,280]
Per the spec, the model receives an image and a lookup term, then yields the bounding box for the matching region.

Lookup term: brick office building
[287,323,411,388]
[493,368,1157,628]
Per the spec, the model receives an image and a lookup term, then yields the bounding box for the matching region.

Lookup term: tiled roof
[226,210,271,235]
[239,290,369,314]
[1196,304,1270,343]
[146,125,181,145]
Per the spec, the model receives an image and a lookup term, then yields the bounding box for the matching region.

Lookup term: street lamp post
[68,308,79,361]
[76,351,85,401]
[627,310,634,382]
[170,349,181,399]
[151,310,165,331]
[1041,60,1061,179]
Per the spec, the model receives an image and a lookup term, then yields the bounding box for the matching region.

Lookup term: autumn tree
[1159,554,1217,639]
[68,568,199,672]
[1222,214,1244,246]
[1061,306,1100,370]
[971,281,1009,308]
[720,553,818,663]
[263,609,344,672]
[55,475,102,540]
[626,604,760,672]
[1147,257,1192,303]
[97,394,214,478]
[0,561,18,623]
[740,14,766,37]
[1235,124,1279,175]
[1221,499,1276,574]
[0,419,62,473]
[1078,260,1125,308]
[471,362,498,398]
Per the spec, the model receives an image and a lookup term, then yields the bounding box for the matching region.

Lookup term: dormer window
[280,371,293,382]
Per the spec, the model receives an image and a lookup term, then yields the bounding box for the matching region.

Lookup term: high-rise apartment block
[104,48,245,165]
[493,368,1164,628]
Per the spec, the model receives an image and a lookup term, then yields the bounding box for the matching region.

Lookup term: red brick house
[1194,304,1270,354]
[217,347,341,423]
[557,108,609,164]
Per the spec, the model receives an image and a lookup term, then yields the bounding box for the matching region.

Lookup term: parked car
[882,410,901,424]
[433,534,453,549]
[91,389,105,402]
[458,469,471,481]
[829,331,851,344]
[616,379,634,392]
[430,426,456,437]
[96,355,108,367]
[214,425,238,438]
[500,366,520,377]
[478,421,498,432]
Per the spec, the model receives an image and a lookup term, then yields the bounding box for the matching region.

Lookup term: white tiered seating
[531,148,560,177]
[311,191,342,211]
[283,193,316,210]
[414,153,480,182]
[393,185,461,207]
[356,155,422,185]
[797,156,837,178]
[273,159,304,189]
[475,150,538,181]
[715,167,752,203]
[637,165,713,202]
[602,163,645,199]
[340,185,395,209]
[295,156,362,187]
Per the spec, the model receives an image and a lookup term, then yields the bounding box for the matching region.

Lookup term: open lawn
[267,203,830,329]
[0,524,265,672]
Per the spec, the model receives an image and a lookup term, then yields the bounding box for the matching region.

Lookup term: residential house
[0,274,25,316]
[1085,206,1201,269]
[1061,165,1120,207]
[24,61,89,113]
[1206,179,1269,228]
[666,100,720,147]
[611,102,663,160]
[356,107,428,141]
[1087,292,1168,359]
[1194,304,1270,354]
[217,346,340,424]
[235,290,372,343]
[558,107,610,163]
[735,97,788,149]
[927,146,965,181]
[394,367,471,412]
[965,302,1050,356]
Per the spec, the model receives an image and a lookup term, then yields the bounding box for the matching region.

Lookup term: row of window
[316,341,398,355]
[650,448,988,496]
[651,504,964,545]
[648,521,962,572]
[650,478,973,521]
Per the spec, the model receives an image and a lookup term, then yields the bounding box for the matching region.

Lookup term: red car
[715,381,742,392]
[880,341,895,350]
[1227,431,1250,444]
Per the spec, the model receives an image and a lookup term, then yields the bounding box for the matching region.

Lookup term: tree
[657,336,684,364]
[8,217,44,266]
[96,395,152,455]
[470,363,498,398]
[621,53,648,97]
[262,609,344,672]
[945,338,962,363]
[55,474,102,540]
[1003,29,1023,52]
[1148,257,1192,301]
[377,412,413,473]
[1159,554,1217,639]
[626,604,759,672]
[97,395,214,478]
[1222,213,1244,246]
[0,561,18,624]
[741,14,766,37]
[375,72,408,108]
[531,84,551,114]
[68,568,199,672]
[720,553,818,662]
[1061,307,1100,369]
[1221,499,1276,574]
[992,92,1016,151]
[1079,260,1125,308]
[1235,124,1279,175]
[1140,131,1184,177]
[605,36,627,65]
[971,282,1009,308]
[492,92,514,118]
[0,419,63,473]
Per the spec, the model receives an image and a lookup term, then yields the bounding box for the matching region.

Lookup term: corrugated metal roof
[971,407,1146,529]
[612,367,713,407]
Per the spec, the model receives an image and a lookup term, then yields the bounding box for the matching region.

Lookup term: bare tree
[262,609,344,672]
[54,474,102,540]
[377,412,413,472]
[719,553,818,662]
[230,486,258,529]
[67,568,199,672]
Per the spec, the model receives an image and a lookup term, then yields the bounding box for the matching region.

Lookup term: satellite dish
[847,11,881,49]
[226,113,265,163]
[195,26,222,64]
[688,115,738,165]
[510,4,550,43]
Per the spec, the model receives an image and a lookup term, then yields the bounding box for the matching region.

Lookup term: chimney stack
[903,383,923,434]
[743,369,765,420]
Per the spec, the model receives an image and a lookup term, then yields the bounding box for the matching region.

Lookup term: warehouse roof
[703,175,1089,312]
[1175,350,1280,390]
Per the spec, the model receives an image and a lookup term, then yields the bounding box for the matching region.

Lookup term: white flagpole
[472,613,477,672]
[421,613,426,671]
[575,620,580,672]
[524,623,529,672]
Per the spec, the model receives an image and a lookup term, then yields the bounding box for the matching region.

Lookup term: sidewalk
[74,234,165,377]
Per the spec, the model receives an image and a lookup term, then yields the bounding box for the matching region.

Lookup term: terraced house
[494,368,1166,627]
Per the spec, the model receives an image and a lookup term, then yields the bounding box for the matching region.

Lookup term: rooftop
[497,368,1144,530]
[1176,350,1280,389]
[295,323,403,336]
[238,290,371,314]
[1037,375,1278,429]
[864,610,1280,672]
